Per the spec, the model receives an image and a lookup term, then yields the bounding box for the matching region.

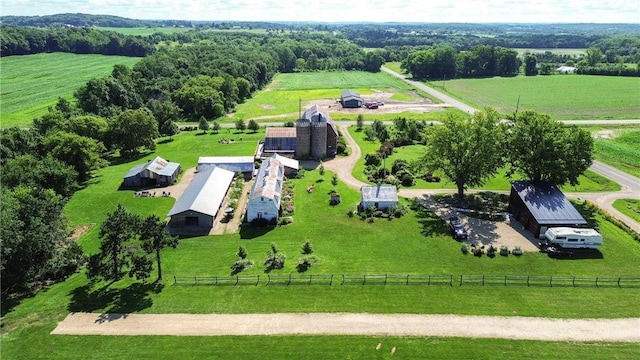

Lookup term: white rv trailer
[543,227,602,249]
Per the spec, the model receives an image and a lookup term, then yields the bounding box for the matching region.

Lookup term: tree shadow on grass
[413,205,449,237]
[239,224,274,239]
[67,281,163,314]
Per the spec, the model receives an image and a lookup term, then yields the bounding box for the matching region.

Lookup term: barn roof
[249,157,284,209]
[265,127,296,138]
[124,156,180,178]
[361,185,398,203]
[341,89,362,101]
[197,156,254,173]
[271,153,299,170]
[510,181,587,225]
[168,166,235,217]
[302,105,339,137]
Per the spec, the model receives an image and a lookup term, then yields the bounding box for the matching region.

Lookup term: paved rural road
[52,312,640,342]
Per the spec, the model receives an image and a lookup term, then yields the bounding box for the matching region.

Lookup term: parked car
[448,216,468,240]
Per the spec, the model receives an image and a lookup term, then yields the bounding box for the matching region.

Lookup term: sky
[2,0,639,23]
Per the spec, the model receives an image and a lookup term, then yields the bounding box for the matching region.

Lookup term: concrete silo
[311,113,327,160]
[295,118,311,159]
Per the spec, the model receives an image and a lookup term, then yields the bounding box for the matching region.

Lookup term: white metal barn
[360,184,398,210]
[246,157,284,224]
[197,156,254,179]
[270,153,299,176]
[167,166,235,230]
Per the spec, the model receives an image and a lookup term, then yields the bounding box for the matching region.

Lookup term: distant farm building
[556,66,577,74]
[197,156,254,179]
[261,127,297,157]
[246,157,285,224]
[122,156,180,188]
[340,90,363,108]
[508,181,587,238]
[295,104,338,160]
[167,166,235,230]
[360,184,398,210]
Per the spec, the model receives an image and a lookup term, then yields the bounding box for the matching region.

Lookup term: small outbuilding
[360,184,398,210]
[197,156,254,179]
[270,153,299,176]
[508,181,587,239]
[246,157,285,224]
[122,156,180,188]
[167,166,235,230]
[340,90,363,108]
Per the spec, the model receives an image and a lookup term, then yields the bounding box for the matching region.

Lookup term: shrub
[278,216,293,226]
[461,244,469,254]
[400,172,415,186]
[364,153,381,166]
[297,255,319,272]
[500,246,509,256]
[487,245,497,258]
[347,207,355,217]
[512,246,523,256]
[230,259,254,275]
[264,243,286,270]
[301,241,314,255]
[237,246,248,259]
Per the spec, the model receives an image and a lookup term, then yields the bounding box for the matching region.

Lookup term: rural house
[508,181,587,238]
[197,156,255,180]
[360,184,398,210]
[246,157,285,224]
[340,90,363,108]
[167,166,235,230]
[122,156,180,188]
[295,104,338,160]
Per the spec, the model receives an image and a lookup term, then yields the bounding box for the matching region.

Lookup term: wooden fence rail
[459,275,640,288]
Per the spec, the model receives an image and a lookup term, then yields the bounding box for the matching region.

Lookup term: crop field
[348,126,620,193]
[514,48,586,57]
[95,27,193,35]
[0,53,141,128]
[435,75,640,120]
[3,126,640,359]
[267,71,418,91]
[593,127,640,178]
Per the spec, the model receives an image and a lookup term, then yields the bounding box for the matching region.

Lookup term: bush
[301,241,314,255]
[278,216,293,226]
[230,259,254,275]
[347,207,355,217]
[297,255,319,272]
[461,244,469,254]
[400,172,415,186]
[365,153,381,166]
[500,246,509,256]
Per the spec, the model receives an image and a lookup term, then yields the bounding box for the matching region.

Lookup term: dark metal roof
[123,156,180,179]
[511,181,587,225]
[341,90,362,102]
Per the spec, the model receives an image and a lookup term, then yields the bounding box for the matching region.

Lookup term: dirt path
[51,312,640,342]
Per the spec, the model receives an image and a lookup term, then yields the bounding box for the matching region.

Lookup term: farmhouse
[197,156,254,179]
[360,184,398,210]
[261,127,297,157]
[122,156,180,188]
[295,104,338,160]
[167,166,235,230]
[246,157,285,224]
[508,181,587,238]
[340,89,363,108]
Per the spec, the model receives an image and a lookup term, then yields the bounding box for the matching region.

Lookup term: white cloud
[1,0,638,23]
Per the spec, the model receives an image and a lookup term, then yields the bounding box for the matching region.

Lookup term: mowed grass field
[348,126,620,193]
[613,199,640,224]
[228,71,446,121]
[3,127,640,359]
[593,127,640,178]
[0,53,142,128]
[435,75,640,120]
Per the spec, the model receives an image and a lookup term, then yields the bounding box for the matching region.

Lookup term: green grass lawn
[348,126,620,193]
[95,27,193,35]
[0,53,142,128]
[431,75,640,120]
[593,127,640,178]
[384,61,405,74]
[613,199,640,224]
[2,100,639,359]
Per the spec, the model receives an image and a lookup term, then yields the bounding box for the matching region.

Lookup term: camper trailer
[543,227,602,249]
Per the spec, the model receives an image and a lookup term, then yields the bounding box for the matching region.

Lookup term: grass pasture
[593,127,640,178]
[431,75,640,120]
[348,126,620,193]
[514,48,586,57]
[0,53,142,128]
[267,71,416,91]
[613,199,640,224]
[2,127,640,359]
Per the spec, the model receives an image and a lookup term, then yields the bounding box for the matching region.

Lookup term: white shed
[246,157,284,224]
[360,185,398,210]
[197,156,254,179]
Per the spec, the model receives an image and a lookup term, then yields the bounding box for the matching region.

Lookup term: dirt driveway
[52,312,640,342]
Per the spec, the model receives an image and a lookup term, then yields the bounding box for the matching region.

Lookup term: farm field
[0,53,142,128]
[95,27,193,35]
[613,199,640,224]
[433,75,640,120]
[348,126,621,193]
[513,48,586,57]
[592,127,640,178]
[3,127,640,359]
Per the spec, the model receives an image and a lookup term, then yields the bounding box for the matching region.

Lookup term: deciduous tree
[139,215,178,281]
[107,108,159,156]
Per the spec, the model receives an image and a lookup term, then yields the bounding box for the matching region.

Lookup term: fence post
[288,274,292,285]
[482,275,485,286]
[505,275,507,286]
[449,274,453,286]
[573,277,575,287]
[194,276,197,285]
[256,275,260,286]
[309,275,312,285]
[459,275,463,286]
[173,276,176,285]
[618,277,621,288]
[596,277,599,288]
[385,274,388,285]
[330,274,333,286]
[267,275,271,286]
[341,274,345,285]
[235,276,239,286]
[527,276,530,287]
[406,274,410,285]
[550,276,553,287]
[214,276,218,285]
[428,275,431,286]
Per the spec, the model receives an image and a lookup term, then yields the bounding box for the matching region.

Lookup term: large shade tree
[422,108,505,197]
[506,110,593,185]
[107,108,159,157]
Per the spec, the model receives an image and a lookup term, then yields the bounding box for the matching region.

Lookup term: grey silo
[311,114,327,159]
[295,118,311,159]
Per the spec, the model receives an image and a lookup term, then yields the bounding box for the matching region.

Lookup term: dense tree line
[402,45,520,80]
[0,13,189,28]
[0,26,155,56]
